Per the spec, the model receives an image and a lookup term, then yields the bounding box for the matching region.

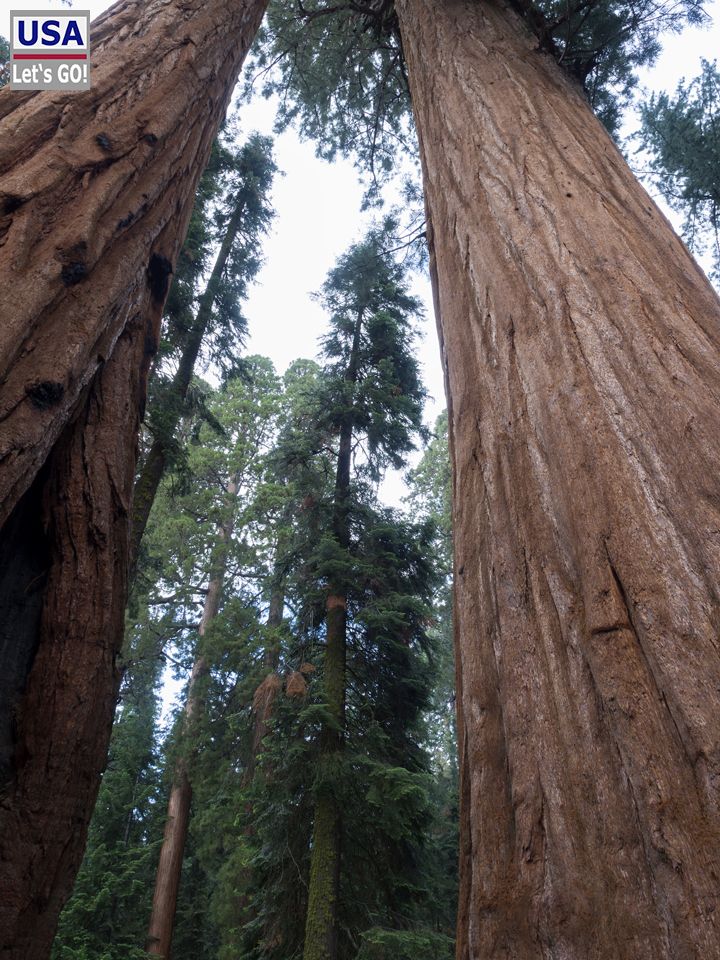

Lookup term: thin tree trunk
[0,3,267,955]
[247,573,286,781]
[131,192,251,571]
[266,587,285,653]
[302,593,345,960]
[146,476,239,959]
[235,569,286,936]
[303,315,362,960]
[395,0,720,956]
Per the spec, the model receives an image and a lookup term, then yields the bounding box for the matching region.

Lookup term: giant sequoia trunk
[395,0,720,956]
[147,475,239,958]
[0,1,267,956]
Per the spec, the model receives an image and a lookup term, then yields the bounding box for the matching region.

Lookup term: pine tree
[638,59,720,279]
[220,229,452,960]
[0,4,269,953]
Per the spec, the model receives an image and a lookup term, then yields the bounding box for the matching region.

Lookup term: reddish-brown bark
[0,1,267,956]
[0,316,143,959]
[396,0,720,956]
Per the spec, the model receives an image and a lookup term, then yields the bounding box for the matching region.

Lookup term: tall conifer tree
[133,133,276,570]
[143,361,282,958]
[638,59,720,279]
[299,229,427,960]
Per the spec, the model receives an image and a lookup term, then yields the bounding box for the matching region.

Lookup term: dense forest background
[48,154,460,957]
[2,0,720,957]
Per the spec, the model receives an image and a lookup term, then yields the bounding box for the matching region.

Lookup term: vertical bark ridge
[396,0,720,956]
[0,309,146,959]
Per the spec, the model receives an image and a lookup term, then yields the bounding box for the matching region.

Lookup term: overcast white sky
[3,0,720,498]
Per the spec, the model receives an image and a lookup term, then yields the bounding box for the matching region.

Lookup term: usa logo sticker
[11,10,91,91]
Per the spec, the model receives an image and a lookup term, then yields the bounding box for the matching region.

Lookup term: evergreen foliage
[51,212,459,958]
[246,0,708,201]
[247,2,413,197]
[51,636,163,960]
[639,59,720,278]
[131,360,285,960]
[514,0,708,131]
[356,927,454,960]
[240,227,454,960]
[156,129,276,378]
[139,129,276,499]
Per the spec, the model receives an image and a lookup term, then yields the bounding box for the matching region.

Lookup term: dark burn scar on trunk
[95,133,113,152]
[26,381,65,410]
[61,262,88,286]
[144,324,158,359]
[147,253,173,303]
[117,199,149,233]
[2,195,25,215]
[0,477,50,788]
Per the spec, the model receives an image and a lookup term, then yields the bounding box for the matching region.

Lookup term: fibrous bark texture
[395,0,720,957]
[0,1,267,956]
